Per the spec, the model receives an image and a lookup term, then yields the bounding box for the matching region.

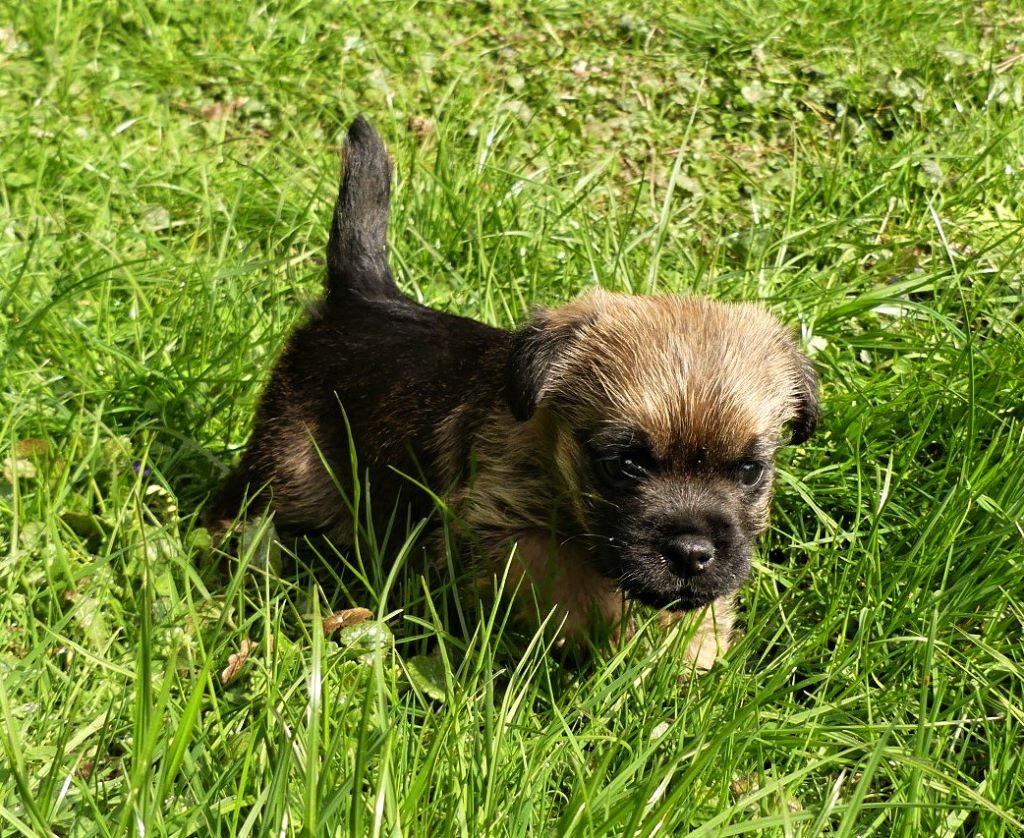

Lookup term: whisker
[559,532,628,549]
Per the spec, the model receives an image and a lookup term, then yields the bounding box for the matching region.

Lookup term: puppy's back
[210,117,511,542]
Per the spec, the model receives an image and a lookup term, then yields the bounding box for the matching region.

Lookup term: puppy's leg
[206,459,268,541]
[500,531,625,648]
[207,419,353,545]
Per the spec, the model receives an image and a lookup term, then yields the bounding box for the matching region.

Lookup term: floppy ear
[788,351,820,445]
[505,311,579,421]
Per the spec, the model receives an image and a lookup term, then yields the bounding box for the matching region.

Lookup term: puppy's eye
[737,461,766,488]
[594,449,651,487]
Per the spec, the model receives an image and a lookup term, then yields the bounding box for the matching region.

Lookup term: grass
[2,0,1024,834]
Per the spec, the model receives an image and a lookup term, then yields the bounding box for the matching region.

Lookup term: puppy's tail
[326,115,401,302]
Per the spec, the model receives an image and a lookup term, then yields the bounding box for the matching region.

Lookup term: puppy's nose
[664,534,715,576]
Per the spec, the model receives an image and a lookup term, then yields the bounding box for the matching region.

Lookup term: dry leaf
[15,438,51,459]
[323,607,373,636]
[407,115,434,137]
[3,438,56,483]
[220,638,255,684]
[730,775,759,797]
[200,96,249,121]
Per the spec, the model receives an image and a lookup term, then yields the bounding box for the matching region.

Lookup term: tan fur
[437,290,807,667]
[505,531,626,641]
[535,291,805,454]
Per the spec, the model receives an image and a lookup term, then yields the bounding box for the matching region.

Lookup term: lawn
[2,1,1023,835]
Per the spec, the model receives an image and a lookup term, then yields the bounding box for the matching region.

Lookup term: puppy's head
[507,290,819,611]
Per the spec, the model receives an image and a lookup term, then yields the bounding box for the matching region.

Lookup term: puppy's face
[507,291,819,611]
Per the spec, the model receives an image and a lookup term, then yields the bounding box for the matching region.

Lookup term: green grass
[2,0,1024,834]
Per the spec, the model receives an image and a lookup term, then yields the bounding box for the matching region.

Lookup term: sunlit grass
[2,1,1023,834]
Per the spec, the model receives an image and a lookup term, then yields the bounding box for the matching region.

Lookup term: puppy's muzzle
[663,533,716,576]
[659,507,738,578]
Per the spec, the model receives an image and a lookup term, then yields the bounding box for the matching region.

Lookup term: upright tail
[326,116,401,302]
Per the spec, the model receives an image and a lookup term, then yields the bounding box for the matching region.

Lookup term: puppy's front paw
[661,594,736,673]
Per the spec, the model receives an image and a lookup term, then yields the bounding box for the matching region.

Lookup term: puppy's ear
[788,351,820,445]
[506,311,579,421]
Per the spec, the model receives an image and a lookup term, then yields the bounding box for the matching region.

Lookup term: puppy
[210,116,819,667]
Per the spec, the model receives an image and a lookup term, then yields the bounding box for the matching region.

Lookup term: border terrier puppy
[210,116,819,668]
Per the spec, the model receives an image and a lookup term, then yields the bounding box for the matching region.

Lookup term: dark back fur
[209,116,512,540]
